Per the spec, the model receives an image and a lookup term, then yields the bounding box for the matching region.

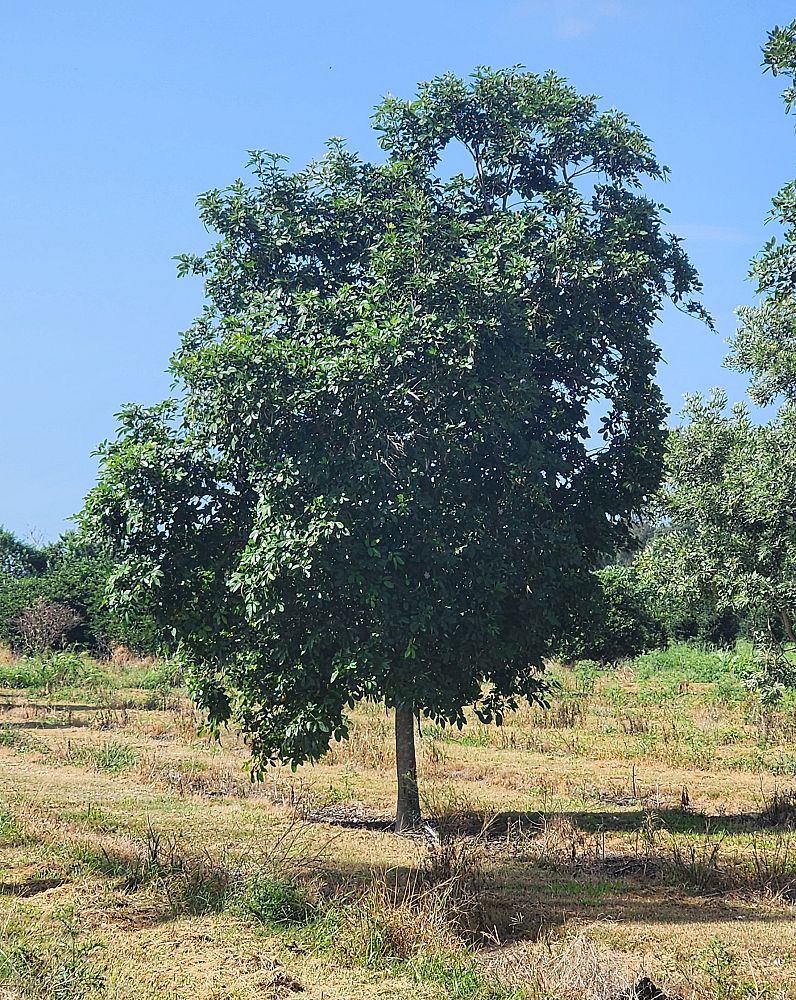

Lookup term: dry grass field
[2,644,796,999]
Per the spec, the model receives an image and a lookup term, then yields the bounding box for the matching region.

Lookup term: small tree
[82,68,705,829]
[639,394,796,701]
[0,527,47,577]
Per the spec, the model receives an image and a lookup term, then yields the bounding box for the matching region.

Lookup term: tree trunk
[779,608,796,645]
[394,704,421,832]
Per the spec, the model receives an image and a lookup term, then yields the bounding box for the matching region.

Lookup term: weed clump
[693,937,767,1000]
[0,800,21,843]
[63,739,137,774]
[230,873,316,927]
[0,907,105,999]
[759,788,796,828]
[305,882,461,968]
[0,651,104,695]
[406,951,528,1000]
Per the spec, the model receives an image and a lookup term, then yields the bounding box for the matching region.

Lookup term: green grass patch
[58,804,122,834]
[65,740,137,774]
[229,873,316,927]
[0,725,50,755]
[0,800,21,843]
[405,952,528,999]
[0,652,107,695]
[0,906,106,999]
[115,659,183,691]
[550,876,624,904]
[631,642,753,686]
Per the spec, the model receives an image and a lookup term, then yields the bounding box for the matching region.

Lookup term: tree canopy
[0,527,47,578]
[729,19,796,404]
[639,394,796,701]
[81,67,705,827]
[640,22,796,703]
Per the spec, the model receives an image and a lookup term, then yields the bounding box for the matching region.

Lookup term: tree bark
[779,608,796,645]
[394,704,421,832]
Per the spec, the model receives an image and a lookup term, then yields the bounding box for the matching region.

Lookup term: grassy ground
[2,643,796,998]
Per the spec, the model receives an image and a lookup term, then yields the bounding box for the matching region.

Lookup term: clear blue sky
[2,0,793,541]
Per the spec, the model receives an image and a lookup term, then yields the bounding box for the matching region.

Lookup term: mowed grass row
[2,642,796,998]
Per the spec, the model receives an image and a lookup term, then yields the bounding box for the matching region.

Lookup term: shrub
[14,598,82,653]
[232,873,316,926]
[0,575,46,648]
[42,549,159,655]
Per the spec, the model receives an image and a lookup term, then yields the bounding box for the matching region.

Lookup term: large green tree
[729,19,796,403]
[82,68,704,829]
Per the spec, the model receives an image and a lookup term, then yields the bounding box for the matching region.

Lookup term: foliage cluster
[561,565,665,663]
[561,558,744,666]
